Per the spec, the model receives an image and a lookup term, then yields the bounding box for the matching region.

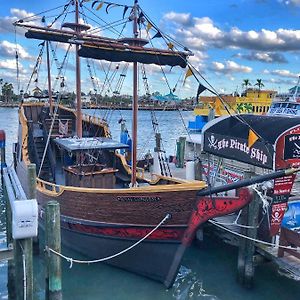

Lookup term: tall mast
[75,0,82,138]
[46,41,53,114]
[131,0,138,186]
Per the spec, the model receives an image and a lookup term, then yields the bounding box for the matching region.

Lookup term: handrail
[115,152,145,180]
[36,176,205,196]
[18,106,30,165]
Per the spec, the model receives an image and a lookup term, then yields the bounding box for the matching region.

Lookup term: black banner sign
[203,133,273,169]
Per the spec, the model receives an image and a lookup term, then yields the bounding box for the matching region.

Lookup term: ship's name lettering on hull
[117,196,161,202]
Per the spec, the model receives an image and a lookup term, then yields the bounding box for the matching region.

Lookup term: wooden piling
[45,201,62,300]
[28,164,40,255]
[27,164,37,199]
[176,137,186,168]
[237,169,260,288]
[194,158,203,180]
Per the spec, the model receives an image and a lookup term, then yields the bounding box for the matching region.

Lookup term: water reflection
[173,266,219,300]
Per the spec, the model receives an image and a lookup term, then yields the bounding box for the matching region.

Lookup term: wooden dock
[209,214,300,282]
[256,245,300,280]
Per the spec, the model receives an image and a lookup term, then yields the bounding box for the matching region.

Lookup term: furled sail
[23,26,188,68]
[78,43,188,68]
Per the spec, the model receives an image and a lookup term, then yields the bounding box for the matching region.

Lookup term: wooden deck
[256,245,300,280]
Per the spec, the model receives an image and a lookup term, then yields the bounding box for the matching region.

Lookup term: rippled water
[1,107,300,300]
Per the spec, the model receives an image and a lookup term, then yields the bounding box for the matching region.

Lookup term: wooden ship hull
[15,102,253,287]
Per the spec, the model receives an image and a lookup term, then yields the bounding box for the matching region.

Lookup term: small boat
[13,0,291,287]
[268,76,300,117]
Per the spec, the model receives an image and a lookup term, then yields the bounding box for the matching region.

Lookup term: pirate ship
[12,0,291,287]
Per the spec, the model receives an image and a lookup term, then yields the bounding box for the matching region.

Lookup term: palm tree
[255,79,264,98]
[242,79,251,92]
[2,82,14,103]
[255,79,264,91]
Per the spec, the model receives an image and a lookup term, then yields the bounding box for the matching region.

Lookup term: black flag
[152,31,162,39]
[123,6,129,18]
[196,83,207,100]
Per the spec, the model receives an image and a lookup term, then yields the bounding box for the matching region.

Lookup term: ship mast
[131,0,138,186]
[75,0,82,138]
[46,41,53,114]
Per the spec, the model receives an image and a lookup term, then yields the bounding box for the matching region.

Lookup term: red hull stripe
[62,221,185,241]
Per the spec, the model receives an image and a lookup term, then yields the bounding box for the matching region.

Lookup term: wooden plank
[0,247,14,261]
[256,244,300,278]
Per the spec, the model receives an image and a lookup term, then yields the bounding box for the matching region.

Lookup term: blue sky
[0,0,300,98]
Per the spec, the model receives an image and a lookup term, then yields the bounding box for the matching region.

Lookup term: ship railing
[58,104,111,138]
[19,106,30,165]
[115,152,145,180]
[81,113,111,138]
[37,178,63,196]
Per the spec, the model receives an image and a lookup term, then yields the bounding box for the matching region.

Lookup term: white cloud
[164,11,192,26]
[0,8,40,34]
[162,11,300,52]
[266,69,300,78]
[0,41,33,60]
[211,60,252,74]
[235,51,287,63]
[10,8,34,20]
[0,58,22,71]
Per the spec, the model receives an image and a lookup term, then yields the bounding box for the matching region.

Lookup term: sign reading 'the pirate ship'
[203,133,273,169]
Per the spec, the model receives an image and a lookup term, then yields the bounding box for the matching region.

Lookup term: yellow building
[189,89,277,131]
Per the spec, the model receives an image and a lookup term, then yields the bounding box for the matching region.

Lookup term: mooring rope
[209,219,300,251]
[45,213,171,267]
[213,186,271,229]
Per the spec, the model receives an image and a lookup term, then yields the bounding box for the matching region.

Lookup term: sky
[0,0,300,98]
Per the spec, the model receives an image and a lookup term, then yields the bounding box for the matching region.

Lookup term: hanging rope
[209,219,300,251]
[38,46,71,177]
[14,27,20,95]
[25,44,45,95]
[45,213,171,266]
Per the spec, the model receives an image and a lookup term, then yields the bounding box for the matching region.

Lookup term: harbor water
[1,107,300,299]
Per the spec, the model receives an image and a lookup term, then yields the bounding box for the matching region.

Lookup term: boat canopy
[54,137,129,152]
[78,44,187,67]
[202,114,300,169]
[24,28,188,68]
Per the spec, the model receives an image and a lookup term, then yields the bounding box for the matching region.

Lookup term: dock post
[194,158,203,180]
[28,164,40,254]
[176,137,186,168]
[237,169,260,288]
[45,201,62,300]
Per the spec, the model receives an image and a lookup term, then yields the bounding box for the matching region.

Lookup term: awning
[54,137,129,152]
[202,114,300,169]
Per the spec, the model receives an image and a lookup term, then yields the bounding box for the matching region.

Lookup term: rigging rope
[38,45,71,177]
